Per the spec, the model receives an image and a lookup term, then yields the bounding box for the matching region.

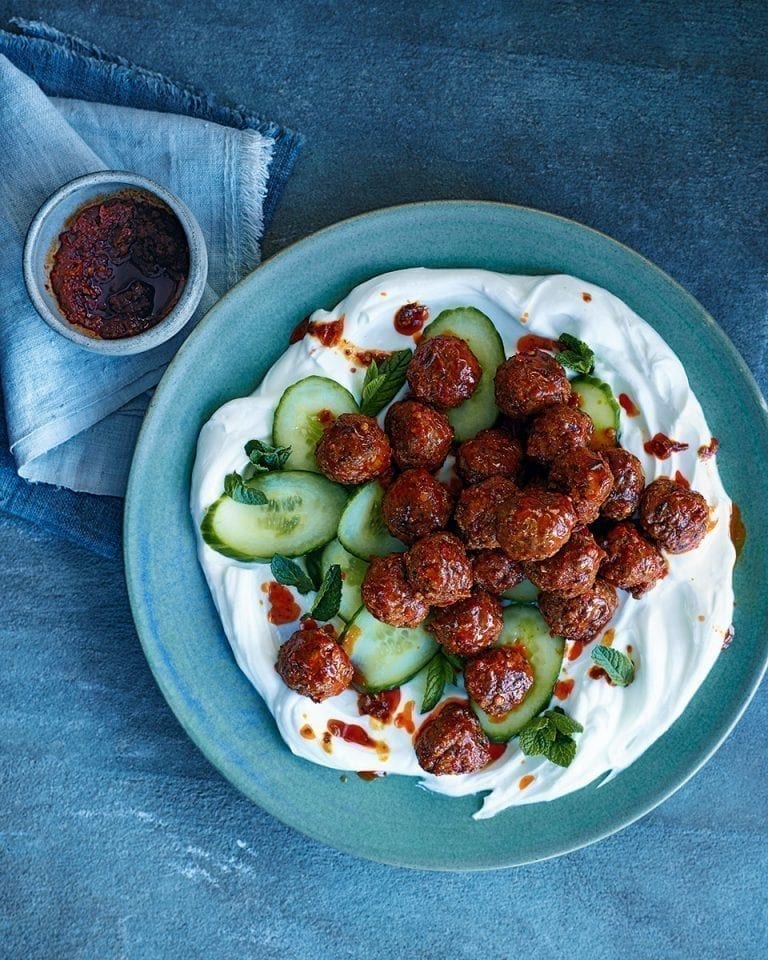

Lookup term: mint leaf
[224,472,268,505]
[546,737,577,768]
[421,653,448,712]
[307,564,342,621]
[304,548,325,591]
[359,349,412,416]
[442,651,464,672]
[591,645,635,686]
[245,438,292,472]
[555,332,595,375]
[518,706,582,767]
[270,555,315,595]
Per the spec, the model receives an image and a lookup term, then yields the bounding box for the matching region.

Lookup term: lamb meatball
[275,629,353,702]
[315,413,391,485]
[601,448,645,521]
[464,646,534,719]
[405,531,473,607]
[361,553,428,627]
[471,549,525,594]
[454,476,518,550]
[455,428,523,485]
[538,579,618,641]
[429,590,504,656]
[496,489,577,561]
[406,334,482,409]
[382,468,453,543]
[524,526,606,598]
[526,403,593,463]
[494,350,571,418]
[384,400,453,472]
[549,447,614,524]
[639,477,710,553]
[599,521,668,598]
[414,702,492,775]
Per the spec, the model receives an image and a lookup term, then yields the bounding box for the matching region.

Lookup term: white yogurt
[190,269,734,818]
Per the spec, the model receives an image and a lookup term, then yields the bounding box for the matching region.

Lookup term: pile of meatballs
[276,333,711,777]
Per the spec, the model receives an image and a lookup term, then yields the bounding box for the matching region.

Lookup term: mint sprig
[555,333,595,375]
[306,564,342,622]
[518,707,583,768]
[359,349,412,417]
[223,472,268,505]
[420,652,456,713]
[245,438,292,472]
[270,555,315,595]
[591,645,635,686]
[304,548,325,591]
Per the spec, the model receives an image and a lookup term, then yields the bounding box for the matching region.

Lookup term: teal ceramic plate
[125,202,768,870]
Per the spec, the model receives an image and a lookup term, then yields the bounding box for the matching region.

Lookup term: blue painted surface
[1,1,766,957]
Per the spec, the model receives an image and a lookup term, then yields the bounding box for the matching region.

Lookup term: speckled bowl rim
[124,200,768,870]
[23,170,208,355]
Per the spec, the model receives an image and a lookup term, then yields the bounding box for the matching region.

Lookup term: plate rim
[124,199,768,870]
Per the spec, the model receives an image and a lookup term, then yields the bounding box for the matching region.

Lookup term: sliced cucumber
[421,307,505,441]
[502,578,540,604]
[571,374,620,450]
[342,607,438,692]
[320,539,369,621]
[470,605,565,742]
[200,470,348,562]
[272,375,359,471]
[337,481,405,560]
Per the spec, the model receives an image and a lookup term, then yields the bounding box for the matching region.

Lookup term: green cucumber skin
[342,607,439,693]
[336,481,405,561]
[470,606,565,743]
[570,374,621,448]
[320,539,369,621]
[200,470,348,562]
[272,375,359,472]
[421,307,505,441]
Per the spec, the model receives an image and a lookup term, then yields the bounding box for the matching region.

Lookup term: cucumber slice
[272,375,359,471]
[421,307,505,441]
[337,481,405,560]
[200,470,348,562]
[502,578,540,604]
[320,539,369,621]
[571,374,620,450]
[342,607,439,692]
[470,605,565,742]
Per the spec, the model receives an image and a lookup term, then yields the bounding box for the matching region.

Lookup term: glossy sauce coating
[428,590,504,656]
[455,428,522,485]
[600,448,645,521]
[549,447,614,524]
[404,531,473,607]
[524,526,606,598]
[315,413,391,484]
[464,645,534,719]
[639,477,710,553]
[276,629,353,702]
[538,579,618,642]
[599,521,668,597]
[406,334,482,408]
[382,468,453,543]
[414,701,492,775]
[454,476,518,550]
[496,489,577,561]
[494,350,571,418]
[360,553,428,628]
[526,403,593,463]
[384,400,453,471]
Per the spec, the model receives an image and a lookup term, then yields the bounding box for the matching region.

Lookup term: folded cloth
[0,19,301,557]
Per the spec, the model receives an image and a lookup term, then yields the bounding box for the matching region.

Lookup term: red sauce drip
[582,292,592,303]
[394,301,429,336]
[394,700,416,734]
[317,408,335,426]
[674,470,690,489]
[50,195,189,339]
[567,391,582,408]
[643,433,689,459]
[327,720,377,748]
[309,316,344,347]
[553,678,575,700]
[588,665,614,685]
[266,581,301,625]
[300,618,318,630]
[698,437,719,460]
[519,774,535,790]
[618,393,640,417]
[357,688,401,724]
[730,504,746,561]
[357,770,387,781]
[488,742,507,763]
[299,725,315,740]
[517,333,561,353]
[341,344,391,367]
[602,628,615,647]
[567,640,586,661]
[722,626,734,650]
[289,317,310,343]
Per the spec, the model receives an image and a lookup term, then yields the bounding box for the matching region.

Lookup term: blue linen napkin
[0,19,302,558]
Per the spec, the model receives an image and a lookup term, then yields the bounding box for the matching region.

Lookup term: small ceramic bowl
[23,171,208,356]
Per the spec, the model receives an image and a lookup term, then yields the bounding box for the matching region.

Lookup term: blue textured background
[2,2,767,957]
